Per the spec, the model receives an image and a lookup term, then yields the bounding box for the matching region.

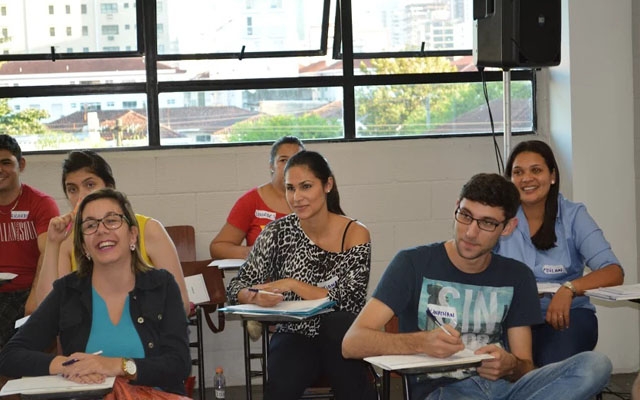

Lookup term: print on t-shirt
[419,278,514,350]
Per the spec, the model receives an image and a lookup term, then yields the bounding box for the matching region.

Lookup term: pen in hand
[427,309,453,336]
[62,350,103,366]
[247,288,281,296]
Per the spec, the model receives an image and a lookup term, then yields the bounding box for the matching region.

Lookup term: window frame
[1,0,537,153]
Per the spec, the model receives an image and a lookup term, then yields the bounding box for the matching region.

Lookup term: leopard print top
[227,213,371,337]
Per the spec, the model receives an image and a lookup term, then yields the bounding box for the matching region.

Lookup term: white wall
[549,0,639,373]
[14,0,640,387]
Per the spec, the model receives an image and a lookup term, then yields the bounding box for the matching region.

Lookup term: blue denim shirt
[495,194,621,315]
[0,269,190,395]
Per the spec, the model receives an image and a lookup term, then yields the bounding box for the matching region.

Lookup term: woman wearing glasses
[495,140,623,366]
[35,150,189,315]
[0,188,190,396]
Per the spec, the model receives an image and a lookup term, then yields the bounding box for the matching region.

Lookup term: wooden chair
[181,259,227,400]
[165,225,196,262]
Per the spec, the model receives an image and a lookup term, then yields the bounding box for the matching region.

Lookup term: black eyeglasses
[81,213,128,235]
[454,208,505,232]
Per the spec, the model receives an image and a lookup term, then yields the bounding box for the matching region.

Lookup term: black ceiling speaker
[473,0,561,69]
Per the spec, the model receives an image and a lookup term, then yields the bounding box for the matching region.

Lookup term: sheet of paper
[0,375,115,395]
[537,282,561,294]
[208,259,245,269]
[586,284,640,301]
[14,315,29,329]
[364,349,493,371]
[0,272,17,281]
[184,274,210,304]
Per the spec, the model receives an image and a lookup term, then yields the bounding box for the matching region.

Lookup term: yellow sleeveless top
[70,214,153,271]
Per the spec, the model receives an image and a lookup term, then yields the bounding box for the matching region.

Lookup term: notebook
[0,375,115,398]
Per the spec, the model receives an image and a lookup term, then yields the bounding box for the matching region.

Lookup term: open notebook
[585,283,640,301]
[0,375,115,398]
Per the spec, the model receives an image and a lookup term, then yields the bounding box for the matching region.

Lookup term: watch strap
[562,281,577,297]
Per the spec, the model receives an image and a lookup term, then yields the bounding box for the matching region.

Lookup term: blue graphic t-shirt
[373,242,542,392]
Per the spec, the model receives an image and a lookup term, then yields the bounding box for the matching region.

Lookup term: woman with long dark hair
[496,140,623,366]
[227,150,375,400]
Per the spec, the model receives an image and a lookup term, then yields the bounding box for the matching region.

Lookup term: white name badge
[255,210,276,221]
[427,304,458,327]
[11,211,29,220]
[318,276,338,289]
[542,264,566,275]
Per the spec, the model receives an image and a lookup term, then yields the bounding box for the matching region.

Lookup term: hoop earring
[130,244,136,251]
[85,253,91,260]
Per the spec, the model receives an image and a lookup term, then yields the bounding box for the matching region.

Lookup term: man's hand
[475,344,517,381]
[418,325,464,358]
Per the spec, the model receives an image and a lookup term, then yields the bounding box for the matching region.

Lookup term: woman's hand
[256,278,296,294]
[46,212,74,245]
[60,353,121,381]
[546,288,573,330]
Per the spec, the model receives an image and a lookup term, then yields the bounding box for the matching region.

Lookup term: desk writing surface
[365,349,493,373]
[208,259,245,269]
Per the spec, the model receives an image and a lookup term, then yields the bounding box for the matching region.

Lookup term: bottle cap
[216,367,223,374]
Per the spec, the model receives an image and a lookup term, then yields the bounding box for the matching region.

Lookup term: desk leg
[261,324,269,390]
[382,370,390,400]
[242,320,252,400]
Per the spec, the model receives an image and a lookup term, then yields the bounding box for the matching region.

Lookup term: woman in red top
[209,136,304,260]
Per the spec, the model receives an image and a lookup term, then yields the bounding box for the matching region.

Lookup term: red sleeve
[226,188,259,233]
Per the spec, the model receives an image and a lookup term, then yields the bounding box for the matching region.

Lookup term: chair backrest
[165,225,196,262]
[181,259,226,305]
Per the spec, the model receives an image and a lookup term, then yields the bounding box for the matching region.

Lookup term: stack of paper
[585,284,640,301]
[220,297,335,319]
[364,349,493,372]
[0,375,115,397]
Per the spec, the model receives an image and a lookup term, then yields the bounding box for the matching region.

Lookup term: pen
[427,309,453,336]
[247,288,280,296]
[62,350,103,366]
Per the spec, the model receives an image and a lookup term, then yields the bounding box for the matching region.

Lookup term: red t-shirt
[227,187,288,246]
[0,184,60,292]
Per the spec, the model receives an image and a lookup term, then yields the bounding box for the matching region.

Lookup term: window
[1,6,6,16]
[0,1,535,151]
[101,25,119,35]
[49,5,54,14]
[100,3,118,14]
[65,4,71,14]
[2,28,7,39]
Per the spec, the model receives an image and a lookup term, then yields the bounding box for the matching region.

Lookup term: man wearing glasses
[342,173,611,399]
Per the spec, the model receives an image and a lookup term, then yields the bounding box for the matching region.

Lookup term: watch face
[125,360,137,375]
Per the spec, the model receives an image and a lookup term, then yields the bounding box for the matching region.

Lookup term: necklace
[0,185,23,215]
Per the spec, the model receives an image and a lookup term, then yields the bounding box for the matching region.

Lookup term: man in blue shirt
[342,173,611,399]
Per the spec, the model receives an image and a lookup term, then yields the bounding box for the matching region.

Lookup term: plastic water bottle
[214,367,226,399]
